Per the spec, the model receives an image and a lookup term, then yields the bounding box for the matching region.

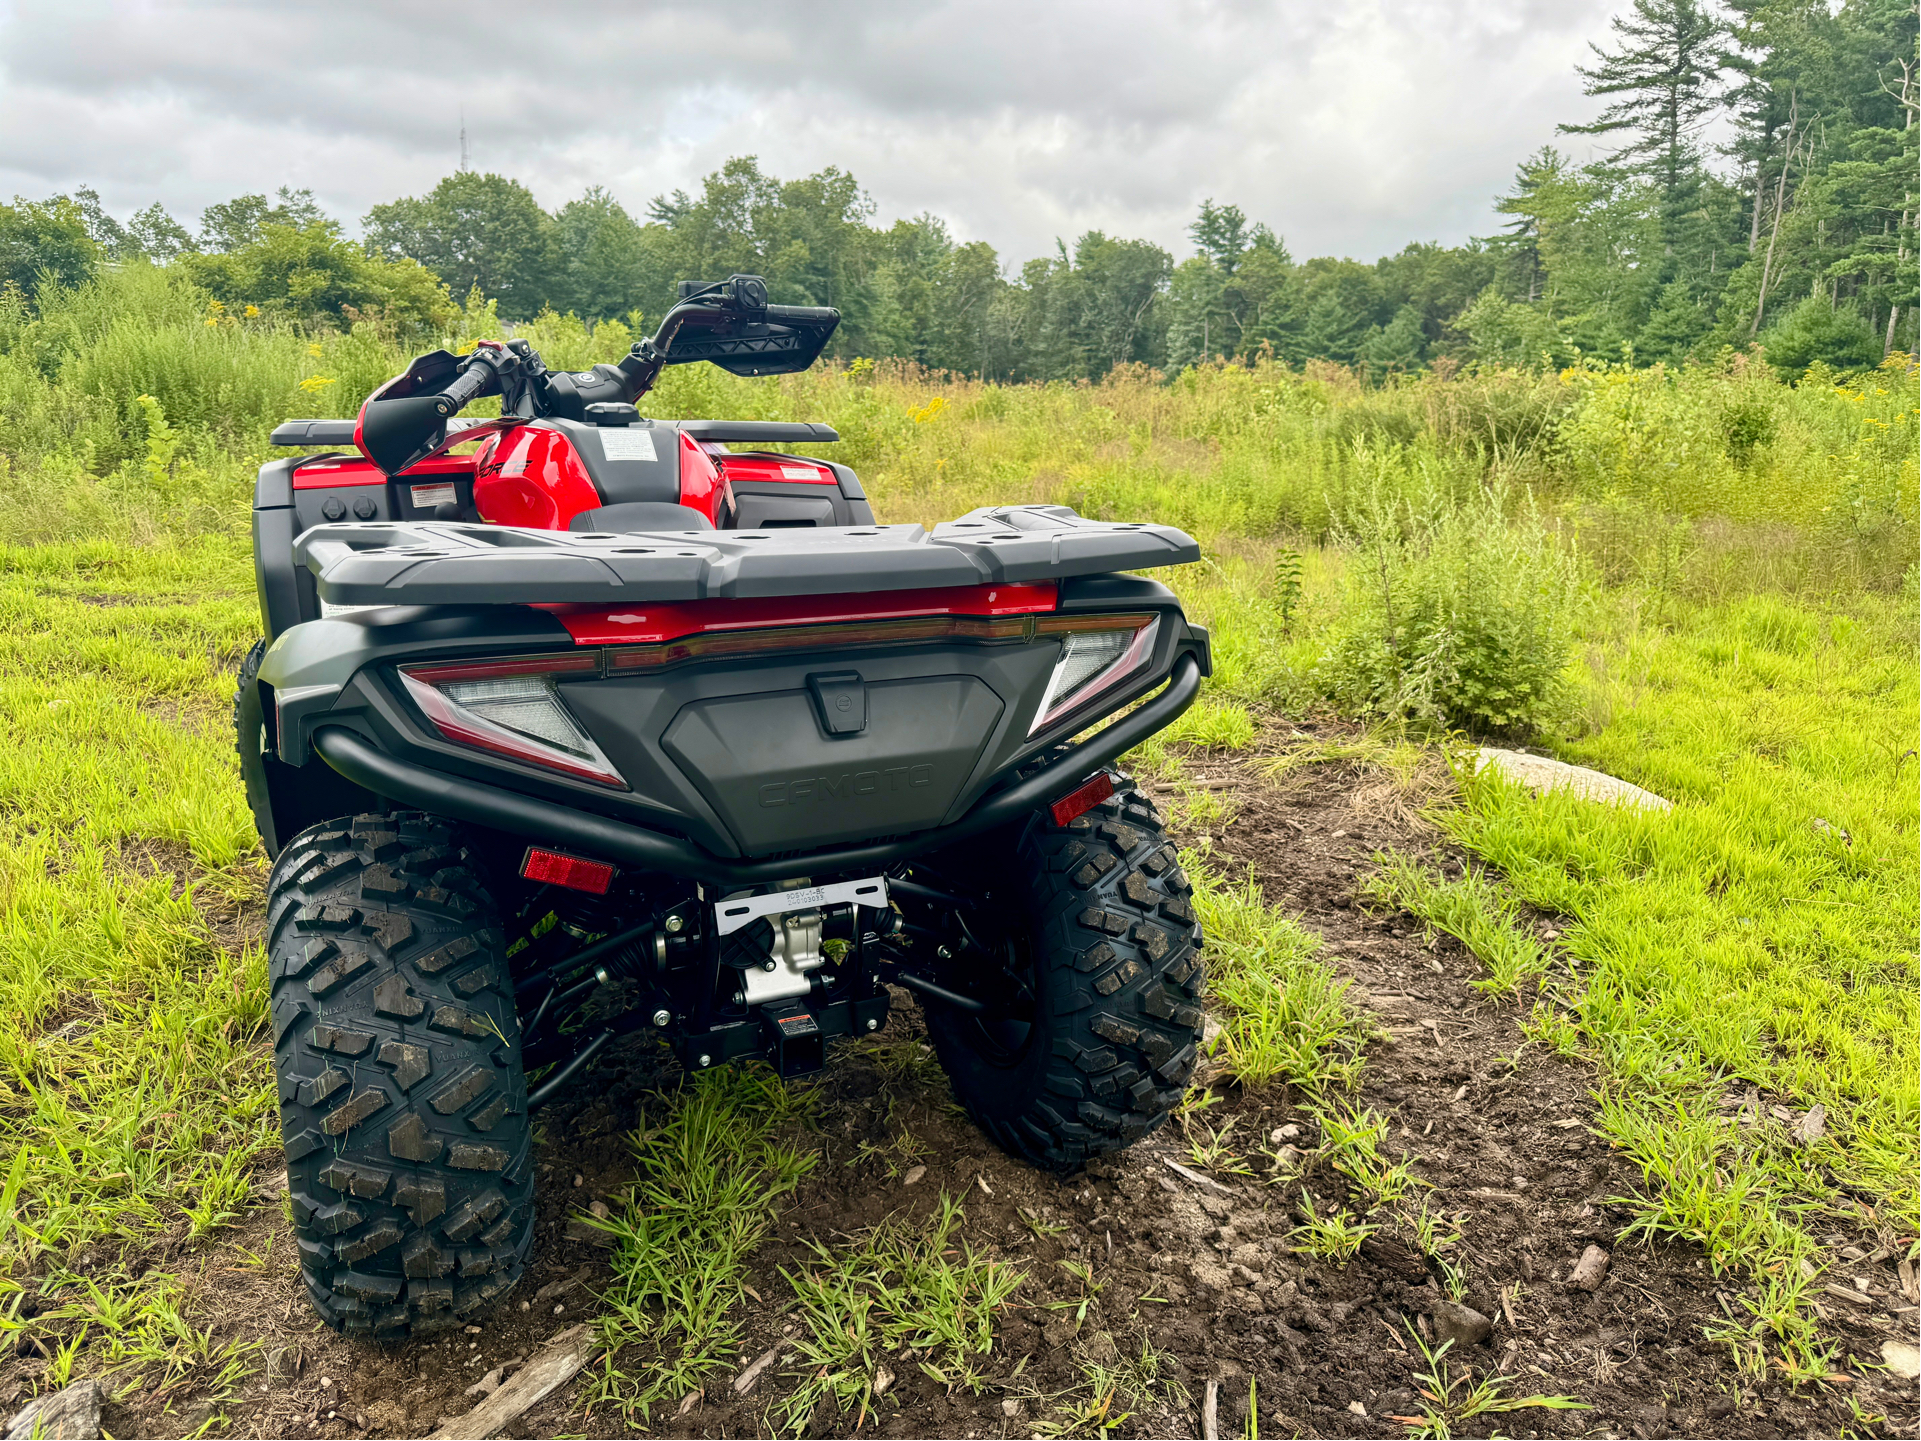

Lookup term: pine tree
[1559,0,1727,230]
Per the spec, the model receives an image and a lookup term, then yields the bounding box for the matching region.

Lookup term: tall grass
[1,268,1913,594]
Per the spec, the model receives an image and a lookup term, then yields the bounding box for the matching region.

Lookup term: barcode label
[410,483,457,509]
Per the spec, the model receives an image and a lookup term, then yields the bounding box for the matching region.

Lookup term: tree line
[2,0,1913,379]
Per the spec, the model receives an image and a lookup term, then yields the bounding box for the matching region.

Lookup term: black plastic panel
[295,505,1200,606]
[662,676,1004,856]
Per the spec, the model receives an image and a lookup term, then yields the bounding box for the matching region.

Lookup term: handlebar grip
[434,353,498,415]
[764,304,839,324]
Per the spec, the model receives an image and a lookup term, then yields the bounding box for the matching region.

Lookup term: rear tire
[926,783,1206,1170]
[267,812,533,1338]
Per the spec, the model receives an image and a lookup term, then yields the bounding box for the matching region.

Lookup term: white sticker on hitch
[715,877,890,935]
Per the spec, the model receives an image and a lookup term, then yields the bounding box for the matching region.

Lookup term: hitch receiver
[762,1001,826,1078]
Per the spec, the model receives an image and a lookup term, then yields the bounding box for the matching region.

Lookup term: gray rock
[1476,747,1671,812]
[264,1345,302,1384]
[8,1379,102,1440]
[1430,1300,1492,1348]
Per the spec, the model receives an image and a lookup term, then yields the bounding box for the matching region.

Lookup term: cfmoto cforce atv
[239,275,1213,1336]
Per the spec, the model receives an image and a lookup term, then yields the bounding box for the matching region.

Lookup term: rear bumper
[312,654,1202,885]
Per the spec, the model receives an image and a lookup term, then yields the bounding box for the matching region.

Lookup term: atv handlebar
[436,350,501,415]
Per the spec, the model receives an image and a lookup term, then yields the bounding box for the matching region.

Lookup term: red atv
[240,275,1211,1335]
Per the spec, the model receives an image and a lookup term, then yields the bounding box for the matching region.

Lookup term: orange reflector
[521,847,615,895]
[1049,772,1115,828]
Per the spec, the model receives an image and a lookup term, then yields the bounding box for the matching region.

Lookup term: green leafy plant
[1392,1320,1586,1437]
[1316,479,1581,738]
[1285,1193,1375,1260]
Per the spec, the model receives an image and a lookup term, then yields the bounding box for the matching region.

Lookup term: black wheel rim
[958,931,1040,1066]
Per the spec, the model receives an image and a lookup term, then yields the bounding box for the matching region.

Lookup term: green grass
[1446,587,1919,1221]
[773,1192,1022,1434]
[1186,863,1373,1092]
[0,538,270,1277]
[584,1066,817,1423]
[0,269,1912,1414]
[1393,1323,1586,1439]
[1360,853,1556,997]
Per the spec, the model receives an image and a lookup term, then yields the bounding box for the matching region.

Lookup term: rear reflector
[1049,772,1115,828]
[521,847,616,895]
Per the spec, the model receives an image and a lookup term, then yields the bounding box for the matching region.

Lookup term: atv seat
[568,502,715,532]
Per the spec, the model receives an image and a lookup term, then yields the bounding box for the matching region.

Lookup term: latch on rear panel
[807,671,867,735]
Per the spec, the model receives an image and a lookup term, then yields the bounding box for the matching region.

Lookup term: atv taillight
[398,658,627,789]
[1028,615,1160,735]
[520,847,616,894]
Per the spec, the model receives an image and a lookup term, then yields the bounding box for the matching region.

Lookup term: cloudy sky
[0,0,1625,265]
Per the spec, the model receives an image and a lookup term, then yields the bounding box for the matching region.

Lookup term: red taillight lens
[521,847,615,894]
[398,655,627,789]
[1049,772,1115,828]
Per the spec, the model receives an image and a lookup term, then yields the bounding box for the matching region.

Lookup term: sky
[0,0,1627,266]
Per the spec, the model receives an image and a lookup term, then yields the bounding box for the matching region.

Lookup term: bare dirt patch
[5,727,1914,1439]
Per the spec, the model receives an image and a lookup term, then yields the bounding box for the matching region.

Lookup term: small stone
[572,1173,584,1188]
[1791,1105,1826,1147]
[553,1304,565,1316]
[1568,1244,1610,1292]
[519,1301,530,1311]
[1001,1397,1022,1418]
[1347,1400,1367,1417]
[873,1365,894,1396]
[588,1200,611,1220]
[1431,1300,1491,1348]
[1880,1340,1920,1379]
[464,1325,481,1335]
[6,1378,102,1440]
[902,1166,926,1187]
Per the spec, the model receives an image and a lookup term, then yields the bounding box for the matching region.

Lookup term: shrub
[1762,296,1881,379]
[1315,481,1580,737]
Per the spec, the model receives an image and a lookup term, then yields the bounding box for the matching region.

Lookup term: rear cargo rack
[293,505,1201,606]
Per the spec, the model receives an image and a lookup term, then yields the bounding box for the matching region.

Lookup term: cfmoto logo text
[759,765,933,808]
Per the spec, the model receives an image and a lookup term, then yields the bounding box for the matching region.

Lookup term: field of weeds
[0,268,1915,1438]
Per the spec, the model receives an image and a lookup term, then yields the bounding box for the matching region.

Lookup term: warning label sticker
[599,429,658,462]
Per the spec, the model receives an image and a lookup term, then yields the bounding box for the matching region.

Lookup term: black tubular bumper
[312,654,1202,886]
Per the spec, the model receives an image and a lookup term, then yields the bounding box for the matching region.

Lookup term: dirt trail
[10,729,1916,1439]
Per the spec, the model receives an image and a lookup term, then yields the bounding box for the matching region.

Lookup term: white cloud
[0,0,1620,263]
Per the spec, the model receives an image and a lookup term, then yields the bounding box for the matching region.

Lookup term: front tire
[926,783,1206,1170]
[267,812,534,1337]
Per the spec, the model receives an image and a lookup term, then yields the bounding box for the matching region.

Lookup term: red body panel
[678,434,725,524]
[540,583,1060,645]
[714,453,835,486]
[293,453,475,489]
[471,426,603,530]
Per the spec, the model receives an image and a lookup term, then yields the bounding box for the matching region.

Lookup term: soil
[6,723,1917,1439]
